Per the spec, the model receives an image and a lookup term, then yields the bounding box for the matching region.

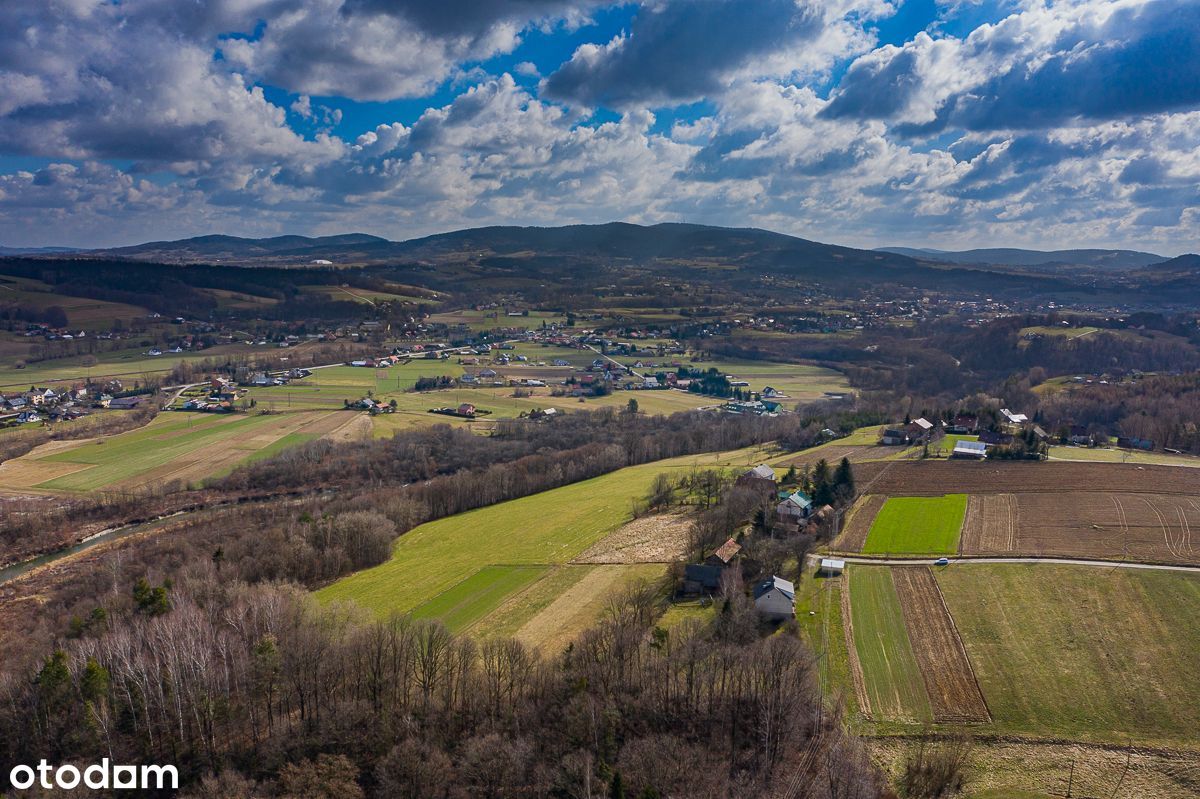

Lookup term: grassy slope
[863,494,967,555]
[1047,445,1200,468]
[937,564,1200,747]
[411,565,550,632]
[318,461,670,615]
[847,566,932,723]
[318,446,770,618]
[26,411,336,491]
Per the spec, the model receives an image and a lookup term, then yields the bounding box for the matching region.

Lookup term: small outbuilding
[951,440,988,460]
[818,558,845,576]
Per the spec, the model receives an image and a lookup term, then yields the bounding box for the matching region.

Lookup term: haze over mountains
[877,246,1168,271]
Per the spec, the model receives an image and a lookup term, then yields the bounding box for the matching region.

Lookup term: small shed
[705,538,743,568]
[818,558,845,576]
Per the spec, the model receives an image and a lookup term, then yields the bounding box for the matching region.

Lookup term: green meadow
[846,566,931,722]
[863,494,967,555]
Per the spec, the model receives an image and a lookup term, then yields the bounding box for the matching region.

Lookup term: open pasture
[862,494,966,555]
[937,564,1200,747]
[410,565,550,633]
[318,447,765,645]
[0,275,150,327]
[0,342,278,390]
[506,564,663,652]
[317,459,683,617]
[429,309,567,331]
[300,285,432,305]
[1048,445,1200,468]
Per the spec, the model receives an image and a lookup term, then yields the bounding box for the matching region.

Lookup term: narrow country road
[812,553,1200,574]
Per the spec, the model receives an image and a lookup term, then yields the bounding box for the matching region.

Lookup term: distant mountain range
[49,223,938,281]
[877,246,1168,271]
[0,244,83,256]
[7,224,1197,301]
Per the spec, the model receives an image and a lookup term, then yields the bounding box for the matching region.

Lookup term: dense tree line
[1039,374,1200,453]
[0,572,884,798]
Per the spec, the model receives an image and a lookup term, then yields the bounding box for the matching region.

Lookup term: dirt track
[892,567,990,723]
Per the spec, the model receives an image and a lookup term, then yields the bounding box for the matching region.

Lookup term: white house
[753,576,796,620]
[1000,408,1028,425]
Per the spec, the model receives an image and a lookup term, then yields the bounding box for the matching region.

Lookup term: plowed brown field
[892,567,990,723]
[835,495,885,551]
[960,494,1018,554]
[852,461,1200,496]
[996,492,1200,563]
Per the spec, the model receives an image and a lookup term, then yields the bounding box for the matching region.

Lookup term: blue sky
[0,0,1197,254]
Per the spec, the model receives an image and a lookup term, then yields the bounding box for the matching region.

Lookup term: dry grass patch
[573,512,693,563]
[514,564,662,653]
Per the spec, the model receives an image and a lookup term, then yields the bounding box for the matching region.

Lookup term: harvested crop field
[960,494,1018,554]
[852,460,1200,496]
[995,492,1200,563]
[833,494,884,551]
[573,512,693,563]
[892,567,990,723]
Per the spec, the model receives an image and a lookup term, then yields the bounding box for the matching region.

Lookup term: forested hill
[878,246,1167,271]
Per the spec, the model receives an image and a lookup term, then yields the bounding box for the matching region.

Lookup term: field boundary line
[840,573,872,721]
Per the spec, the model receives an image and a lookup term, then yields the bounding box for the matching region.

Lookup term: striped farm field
[845,566,932,723]
[0,410,345,492]
[318,446,771,646]
[411,565,550,632]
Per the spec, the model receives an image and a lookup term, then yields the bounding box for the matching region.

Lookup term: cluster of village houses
[682,464,837,622]
[878,407,1155,458]
[1,380,147,426]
